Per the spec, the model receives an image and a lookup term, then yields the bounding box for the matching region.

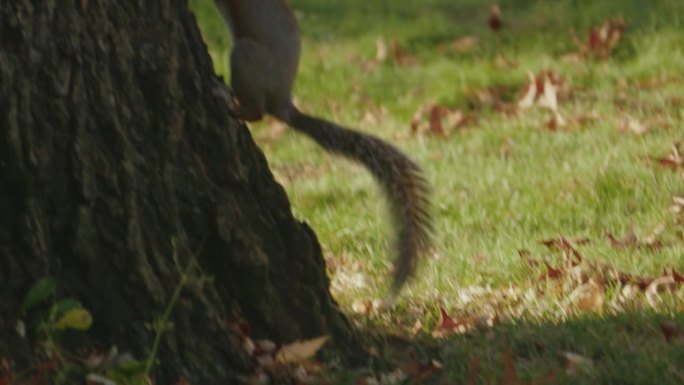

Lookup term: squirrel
[213,0,431,298]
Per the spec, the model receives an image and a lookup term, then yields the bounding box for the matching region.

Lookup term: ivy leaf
[54,308,93,331]
[21,276,57,313]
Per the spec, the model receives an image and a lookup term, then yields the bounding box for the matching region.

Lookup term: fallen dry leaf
[650,142,683,170]
[571,18,626,60]
[660,321,682,343]
[452,36,479,52]
[400,359,442,382]
[540,237,586,264]
[275,335,330,364]
[607,225,664,251]
[618,116,649,135]
[645,276,676,307]
[411,103,477,136]
[570,278,605,312]
[488,4,503,32]
[432,307,474,337]
[254,340,277,355]
[561,351,594,376]
[517,71,538,110]
[390,40,419,67]
[495,53,518,69]
[375,37,388,62]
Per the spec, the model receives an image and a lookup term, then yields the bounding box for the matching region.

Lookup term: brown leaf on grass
[517,71,538,110]
[545,113,567,131]
[540,237,586,264]
[572,111,601,128]
[660,321,683,343]
[519,249,541,268]
[615,271,654,291]
[607,225,664,251]
[561,351,594,376]
[375,37,388,62]
[488,5,503,32]
[570,278,605,311]
[411,319,424,336]
[667,268,684,284]
[606,228,638,250]
[517,70,571,129]
[275,335,330,364]
[400,359,442,383]
[495,53,518,69]
[645,276,677,307]
[671,196,684,214]
[650,142,683,170]
[428,105,446,135]
[500,137,515,158]
[451,36,479,52]
[466,356,482,385]
[618,116,649,135]
[668,96,682,107]
[541,261,565,280]
[432,307,474,337]
[390,40,418,67]
[570,18,626,60]
[411,104,477,136]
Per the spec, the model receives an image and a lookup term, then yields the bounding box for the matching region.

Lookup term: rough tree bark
[0,0,360,383]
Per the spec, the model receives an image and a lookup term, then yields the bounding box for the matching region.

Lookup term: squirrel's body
[214,0,431,297]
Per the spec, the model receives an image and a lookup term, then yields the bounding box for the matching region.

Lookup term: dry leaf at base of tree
[275,335,330,364]
[255,355,276,371]
[254,340,277,355]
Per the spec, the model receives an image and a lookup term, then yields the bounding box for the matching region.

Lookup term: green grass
[191,0,684,383]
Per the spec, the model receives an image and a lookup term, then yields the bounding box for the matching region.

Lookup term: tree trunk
[0,0,360,383]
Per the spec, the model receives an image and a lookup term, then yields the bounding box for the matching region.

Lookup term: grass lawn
[191,0,684,383]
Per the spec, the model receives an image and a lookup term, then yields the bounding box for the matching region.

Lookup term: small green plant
[15,276,93,384]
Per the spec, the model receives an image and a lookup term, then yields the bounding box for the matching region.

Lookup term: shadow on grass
[360,310,684,384]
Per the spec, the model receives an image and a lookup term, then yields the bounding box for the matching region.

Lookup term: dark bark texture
[0,0,359,383]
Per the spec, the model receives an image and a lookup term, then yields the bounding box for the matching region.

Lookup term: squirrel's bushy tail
[282,106,431,297]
